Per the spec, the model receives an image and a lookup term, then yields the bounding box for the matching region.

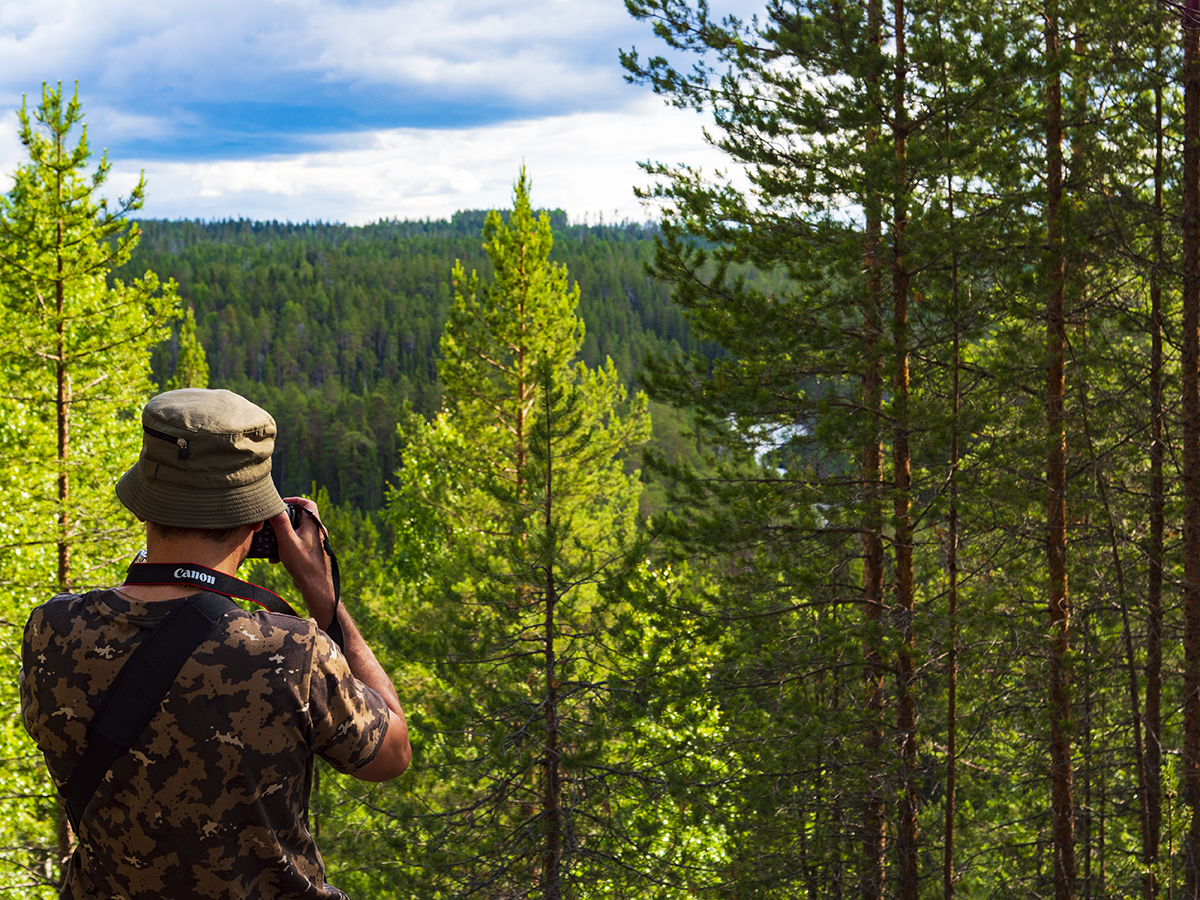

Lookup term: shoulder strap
[61,592,236,832]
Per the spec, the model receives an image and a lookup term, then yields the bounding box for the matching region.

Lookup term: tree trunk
[542,566,562,900]
[1045,5,1076,898]
[54,126,73,884]
[943,125,960,900]
[861,218,886,900]
[541,380,562,900]
[861,1,887,897]
[55,176,69,594]
[1146,66,1166,900]
[892,2,918,897]
[1181,4,1200,897]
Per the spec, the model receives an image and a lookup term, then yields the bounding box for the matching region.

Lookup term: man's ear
[249,521,265,533]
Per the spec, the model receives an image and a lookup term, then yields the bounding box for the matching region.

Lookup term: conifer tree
[0,83,176,891]
[622,1,1196,895]
[0,83,176,596]
[164,305,209,390]
[621,0,1048,894]
[384,171,650,898]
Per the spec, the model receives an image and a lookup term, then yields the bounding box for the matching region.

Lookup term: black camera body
[246,503,305,559]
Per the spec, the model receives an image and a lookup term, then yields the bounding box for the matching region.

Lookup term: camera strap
[122,562,300,616]
[123,553,345,650]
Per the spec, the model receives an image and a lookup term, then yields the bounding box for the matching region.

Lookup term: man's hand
[270,497,337,630]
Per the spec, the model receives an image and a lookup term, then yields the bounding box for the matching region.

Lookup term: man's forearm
[331,603,405,718]
[273,500,409,755]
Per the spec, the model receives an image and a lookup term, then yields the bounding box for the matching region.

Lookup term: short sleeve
[306,628,390,774]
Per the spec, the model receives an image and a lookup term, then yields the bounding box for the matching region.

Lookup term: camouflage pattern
[20,589,390,899]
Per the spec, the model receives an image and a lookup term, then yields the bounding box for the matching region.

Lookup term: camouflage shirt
[20,588,390,900]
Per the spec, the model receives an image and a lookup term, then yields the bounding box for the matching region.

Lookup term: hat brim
[116,461,286,529]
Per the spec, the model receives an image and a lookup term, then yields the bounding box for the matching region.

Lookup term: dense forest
[126,214,723,511]
[9,2,1200,900]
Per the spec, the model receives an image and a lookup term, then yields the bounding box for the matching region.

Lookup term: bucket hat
[115,388,287,529]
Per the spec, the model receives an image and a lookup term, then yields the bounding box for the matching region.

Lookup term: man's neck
[118,531,253,603]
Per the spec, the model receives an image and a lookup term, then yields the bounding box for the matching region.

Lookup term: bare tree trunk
[861,1,887,897]
[1147,66,1166,900]
[892,2,918,897]
[1181,4,1200,897]
[1045,5,1076,898]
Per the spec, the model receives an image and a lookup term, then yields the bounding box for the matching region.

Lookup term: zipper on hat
[144,425,190,459]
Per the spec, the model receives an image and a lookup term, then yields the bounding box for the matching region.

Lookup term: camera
[247,503,305,559]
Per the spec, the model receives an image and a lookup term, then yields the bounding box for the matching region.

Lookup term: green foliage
[0,83,177,596]
[622,0,1183,897]
[0,6,1185,894]
[363,173,662,898]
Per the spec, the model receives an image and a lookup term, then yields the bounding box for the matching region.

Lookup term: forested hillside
[121,215,720,508]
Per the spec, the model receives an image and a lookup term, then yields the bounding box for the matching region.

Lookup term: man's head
[116,388,286,531]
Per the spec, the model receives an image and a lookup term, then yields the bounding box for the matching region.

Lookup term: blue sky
[0,0,755,223]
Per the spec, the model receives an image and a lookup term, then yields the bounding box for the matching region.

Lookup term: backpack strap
[61,592,236,832]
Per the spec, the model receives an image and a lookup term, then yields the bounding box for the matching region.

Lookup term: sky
[0,0,755,225]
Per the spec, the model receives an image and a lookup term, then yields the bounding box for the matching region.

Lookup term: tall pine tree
[383,170,650,898]
[0,83,176,892]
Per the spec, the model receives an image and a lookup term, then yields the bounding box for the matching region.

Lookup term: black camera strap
[122,563,300,616]
[123,558,345,649]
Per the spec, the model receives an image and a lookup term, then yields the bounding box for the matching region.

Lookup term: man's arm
[270,498,411,780]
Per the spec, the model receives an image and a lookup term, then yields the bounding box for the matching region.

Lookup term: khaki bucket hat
[115,388,287,529]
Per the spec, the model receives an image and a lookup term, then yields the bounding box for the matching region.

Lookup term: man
[20,388,410,899]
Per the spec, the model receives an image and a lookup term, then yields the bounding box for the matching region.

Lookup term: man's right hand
[270,497,337,630]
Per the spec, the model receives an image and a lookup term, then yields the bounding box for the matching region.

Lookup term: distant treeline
[119,214,721,508]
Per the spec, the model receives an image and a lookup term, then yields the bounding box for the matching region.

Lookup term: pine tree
[383,171,650,898]
[0,83,176,892]
[0,83,176,596]
[622,0,1022,891]
[620,0,1200,892]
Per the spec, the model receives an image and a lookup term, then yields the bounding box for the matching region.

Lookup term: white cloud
[0,1,765,223]
[294,0,634,103]
[0,0,647,117]
[102,95,736,224]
